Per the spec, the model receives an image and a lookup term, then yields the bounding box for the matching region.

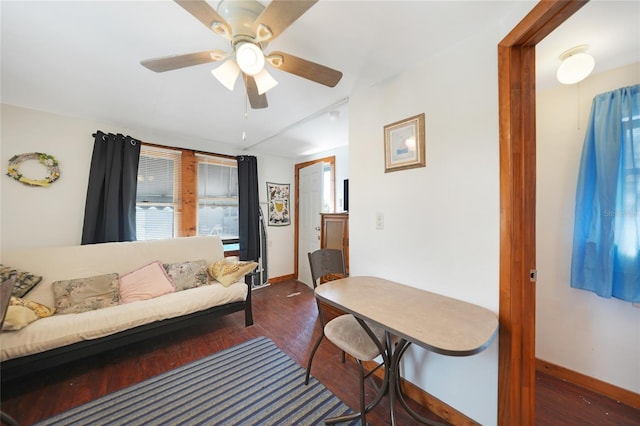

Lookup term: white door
[298,162,324,287]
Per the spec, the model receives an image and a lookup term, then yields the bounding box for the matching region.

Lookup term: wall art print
[267,182,290,226]
[384,113,426,173]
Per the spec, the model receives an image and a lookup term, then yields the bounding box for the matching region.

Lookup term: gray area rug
[36,336,357,425]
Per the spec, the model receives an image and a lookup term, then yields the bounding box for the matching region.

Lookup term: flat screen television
[343,179,349,212]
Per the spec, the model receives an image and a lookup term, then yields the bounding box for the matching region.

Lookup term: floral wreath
[7,152,60,187]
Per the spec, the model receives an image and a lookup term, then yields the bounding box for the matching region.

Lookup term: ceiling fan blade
[267,51,342,87]
[253,0,318,42]
[243,74,268,109]
[141,50,227,73]
[174,0,231,38]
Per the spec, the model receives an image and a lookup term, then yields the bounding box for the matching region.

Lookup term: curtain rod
[141,140,236,160]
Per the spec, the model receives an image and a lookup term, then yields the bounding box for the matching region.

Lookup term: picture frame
[384,113,426,173]
[266,182,290,226]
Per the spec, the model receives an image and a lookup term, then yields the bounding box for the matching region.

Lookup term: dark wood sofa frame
[1,280,253,382]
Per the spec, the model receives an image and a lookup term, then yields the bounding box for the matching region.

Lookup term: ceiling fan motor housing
[218,0,265,41]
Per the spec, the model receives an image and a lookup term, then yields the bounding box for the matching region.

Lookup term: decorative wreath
[6,152,60,187]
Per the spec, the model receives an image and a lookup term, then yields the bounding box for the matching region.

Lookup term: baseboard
[268,274,296,284]
[536,358,640,409]
[362,360,479,425]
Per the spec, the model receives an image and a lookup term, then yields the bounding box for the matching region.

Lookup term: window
[616,111,640,258]
[136,145,238,242]
[136,147,181,240]
[197,154,239,241]
[322,163,332,212]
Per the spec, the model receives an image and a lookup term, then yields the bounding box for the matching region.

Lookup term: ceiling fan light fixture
[211,59,240,91]
[556,45,595,85]
[236,43,265,76]
[254,68,278,95]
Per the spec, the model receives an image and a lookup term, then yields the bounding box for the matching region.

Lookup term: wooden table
[314,276,499,425]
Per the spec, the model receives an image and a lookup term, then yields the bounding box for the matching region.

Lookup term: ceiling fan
[141,0,343,109]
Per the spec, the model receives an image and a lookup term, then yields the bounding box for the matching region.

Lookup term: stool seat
[325,314,386,361]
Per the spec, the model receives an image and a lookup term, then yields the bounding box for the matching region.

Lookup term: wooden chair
[304,249,388,425]
[1,276,20,426]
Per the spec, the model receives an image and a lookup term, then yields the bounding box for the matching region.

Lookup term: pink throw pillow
[119,261,175,303]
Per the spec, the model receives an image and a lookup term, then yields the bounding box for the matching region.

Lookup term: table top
[315,276,499,356]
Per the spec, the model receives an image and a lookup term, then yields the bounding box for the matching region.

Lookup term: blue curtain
[571,84,639,302]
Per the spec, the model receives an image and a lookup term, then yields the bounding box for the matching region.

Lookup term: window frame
[137,143,238,242]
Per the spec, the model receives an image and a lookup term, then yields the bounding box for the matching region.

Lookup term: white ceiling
[1,1,638,158]
[536,0,640,92]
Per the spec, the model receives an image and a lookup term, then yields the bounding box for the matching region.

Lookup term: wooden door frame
[293,156,336,280]
[498,1,588,424]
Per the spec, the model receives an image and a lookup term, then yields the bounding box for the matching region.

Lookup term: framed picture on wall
[266,182,290,226]
[384,113,426,173]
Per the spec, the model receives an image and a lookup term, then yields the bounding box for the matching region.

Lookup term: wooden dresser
[320,213,349,275]
[319,213,349,319]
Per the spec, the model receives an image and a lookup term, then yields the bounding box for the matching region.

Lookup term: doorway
[497,1,588,424]
[294,156,336,283]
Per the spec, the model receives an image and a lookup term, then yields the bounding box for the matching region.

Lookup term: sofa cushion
[163,260,208,291]
[119,261,175,303]
[0,264,43,298]
[3,296,55,331]
[207,260,258,287]
[52,273,120,315]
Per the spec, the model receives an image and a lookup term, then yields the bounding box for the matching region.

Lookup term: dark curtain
[81,131,141,245]
[237,155,260,261]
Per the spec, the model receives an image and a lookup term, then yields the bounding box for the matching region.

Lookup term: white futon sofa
[0,236,254,381]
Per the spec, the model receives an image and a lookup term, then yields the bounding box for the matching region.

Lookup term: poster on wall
[267,182,290,226]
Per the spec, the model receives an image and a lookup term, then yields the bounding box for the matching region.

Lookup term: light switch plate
[376,212,384,230]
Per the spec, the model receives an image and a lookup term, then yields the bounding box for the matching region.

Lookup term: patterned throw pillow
[3,296,56,331]
[163,260,208,291]
[0,264,43,298]
[52,273,120,315]
[0,265,15,282]
[207,260,258,287]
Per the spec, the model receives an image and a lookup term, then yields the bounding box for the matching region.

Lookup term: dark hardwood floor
[1,280,638,425]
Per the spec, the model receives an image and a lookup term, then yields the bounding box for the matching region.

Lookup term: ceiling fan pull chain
[245,92,248,120]
[242,94,248,141]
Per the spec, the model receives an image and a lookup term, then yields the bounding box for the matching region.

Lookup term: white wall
[257,155,295,279]
[0,104,296,279]
[1,105,102,249]
[349,27,503,424]
[536,63,640,393]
